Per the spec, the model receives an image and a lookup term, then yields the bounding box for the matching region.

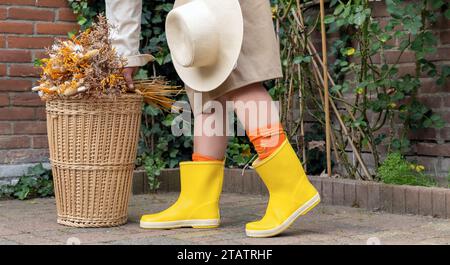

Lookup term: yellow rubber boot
[246,139,320,237]
[140,161,224,229]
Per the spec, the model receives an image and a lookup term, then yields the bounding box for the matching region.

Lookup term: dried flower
[33,14,180,110]
[34,15,128,100]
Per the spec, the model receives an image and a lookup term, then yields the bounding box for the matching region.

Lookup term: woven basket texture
[46,94,143,227]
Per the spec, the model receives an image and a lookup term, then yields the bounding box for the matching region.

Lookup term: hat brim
[168,0,243,92]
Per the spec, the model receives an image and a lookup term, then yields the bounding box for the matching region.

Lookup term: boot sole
[245,193,321,238]
[140,219,220,229]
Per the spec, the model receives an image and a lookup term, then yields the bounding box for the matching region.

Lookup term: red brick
[417,96,442,110]
[13,121,46,134]
[37,0,69,8]
[8,36,55,49]
[0,135,30,149]
[0,0,36,5]
[408,128,437,141]
[9,64,41,77]
[0,107,35,120]
[0,22,34,34]
[419,78,445,94]
[11,92,43,106]
[0,122,12,135]
[441,30,450,45]
[32,135,48,148]
[0,36,5,48]
[35,106,46,120]
[414,143,450,157]
[437,15,450,29]
[0,64,6,76]
[0,7,6,20]
[0,79,33,92]
[444,95,450,108]
[32,49,49,60]
[0,50,32,63]
[425,47,450,62]
[8,7,54,21]
[0,93,9,106]
[36,22,79,35]
[397,64,418,77]
[57,8,77,22]
[383,50,416,64]
[441,128,450,141]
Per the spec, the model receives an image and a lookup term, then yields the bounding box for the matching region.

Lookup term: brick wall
[323,1,450,185]
[371,2,450,185]
[0,0,78,174]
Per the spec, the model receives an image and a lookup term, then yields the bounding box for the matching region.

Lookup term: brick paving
[0,192,449,245]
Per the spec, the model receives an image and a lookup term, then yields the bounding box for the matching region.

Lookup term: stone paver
[0,192,449,245]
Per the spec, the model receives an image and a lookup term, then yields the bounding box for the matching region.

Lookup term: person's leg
[140,93,229,230]
[192,95,229,161]
[227,83,285,159]
[227,82,320,238]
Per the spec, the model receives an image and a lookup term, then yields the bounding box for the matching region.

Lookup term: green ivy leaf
[77,15,88,25]
[324,15,335,24]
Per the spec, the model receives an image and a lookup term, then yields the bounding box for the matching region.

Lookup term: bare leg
[193,94,229,160]
[226,83,280,133]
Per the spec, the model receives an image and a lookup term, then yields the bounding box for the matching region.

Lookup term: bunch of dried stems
[32,15,180,109]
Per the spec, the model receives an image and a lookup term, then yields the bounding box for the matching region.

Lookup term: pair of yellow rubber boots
[140,139,320,237]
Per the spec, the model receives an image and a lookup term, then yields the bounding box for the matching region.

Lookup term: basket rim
[45,92,143,103]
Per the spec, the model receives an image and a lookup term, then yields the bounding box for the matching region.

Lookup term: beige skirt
[186,0,283,106]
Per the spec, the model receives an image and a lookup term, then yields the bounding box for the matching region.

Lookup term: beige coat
[105,0,282,103]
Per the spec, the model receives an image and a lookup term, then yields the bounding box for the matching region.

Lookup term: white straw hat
[165,0,244,92]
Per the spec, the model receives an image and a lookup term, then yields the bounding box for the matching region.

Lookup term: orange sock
[192,153,223,162]
[247,123,286,160]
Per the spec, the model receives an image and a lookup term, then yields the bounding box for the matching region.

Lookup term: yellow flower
[410,164,425,172]
[415,165,425,172]
[346,48,356,56]
[356,87,364,95]
[271,5,277,19]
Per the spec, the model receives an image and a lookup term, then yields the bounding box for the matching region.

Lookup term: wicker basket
[46,94,143,227]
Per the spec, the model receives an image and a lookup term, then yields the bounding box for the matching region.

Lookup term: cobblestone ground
[0,192,449,245]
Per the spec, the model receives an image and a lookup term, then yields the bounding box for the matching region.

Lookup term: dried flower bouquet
[32,15,179,109]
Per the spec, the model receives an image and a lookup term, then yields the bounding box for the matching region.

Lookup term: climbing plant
[272,0,449,179]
